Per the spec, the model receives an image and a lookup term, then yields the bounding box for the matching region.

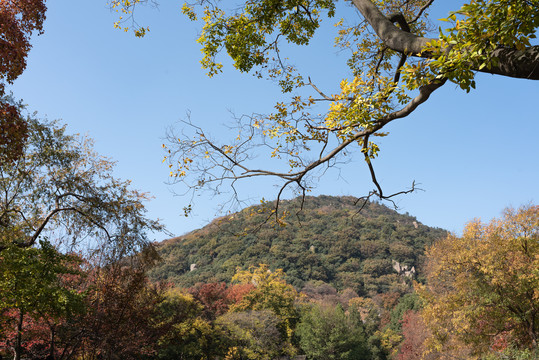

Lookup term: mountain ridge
[150,195,448,296]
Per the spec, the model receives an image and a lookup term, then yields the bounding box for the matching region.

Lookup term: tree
[216,310,286,360]
[153,287,226,360]
[397,310,436,360]
[388,293,422,333]
[230,264,300,343]
[188,282,231,320]
[296,302,371,360]
[0,104,164,259]
[74,263,164,360]
[0,1,47,163]
[419,205,539,356]
[112,0,539,216]
[0,0,45,90]
[0,99,28,166]
[0,104,165,358]
[0,240,85,360]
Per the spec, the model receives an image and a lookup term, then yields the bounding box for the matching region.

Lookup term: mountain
[149,196,448,296]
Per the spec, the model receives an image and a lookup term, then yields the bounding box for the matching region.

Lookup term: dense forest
[0,119,536,359]
[2,0,539,359]
[151,196,447,294]
[2,191,538,359]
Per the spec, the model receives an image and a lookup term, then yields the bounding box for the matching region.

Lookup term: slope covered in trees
[150,196,447,294]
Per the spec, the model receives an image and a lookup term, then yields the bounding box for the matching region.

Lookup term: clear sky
[8,1,539,239]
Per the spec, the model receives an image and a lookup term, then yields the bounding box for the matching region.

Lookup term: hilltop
[149,196,448,295]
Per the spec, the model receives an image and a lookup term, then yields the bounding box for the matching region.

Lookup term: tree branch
[351,0,539,80]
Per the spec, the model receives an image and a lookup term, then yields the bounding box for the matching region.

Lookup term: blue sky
[8,1,539,239]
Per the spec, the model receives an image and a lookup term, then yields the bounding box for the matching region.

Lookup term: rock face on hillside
[149,196,447,295]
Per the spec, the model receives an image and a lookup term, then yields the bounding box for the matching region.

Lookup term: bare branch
[409,0,435,24]
[307,76,332,101]
[167,74,446,227]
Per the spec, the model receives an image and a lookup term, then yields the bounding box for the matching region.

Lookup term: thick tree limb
[351,0,539,80]
[352,0,431,55]
[488,47,539,79]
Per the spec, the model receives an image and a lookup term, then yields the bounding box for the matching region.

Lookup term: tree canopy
[112,0,538,216]
[0,240,85,360]
[0,0,47,164]
[149,196,447,294]
[0,101,164,261]
[420,205,539,356]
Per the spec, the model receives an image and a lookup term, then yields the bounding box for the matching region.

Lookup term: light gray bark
[351,0,539,80]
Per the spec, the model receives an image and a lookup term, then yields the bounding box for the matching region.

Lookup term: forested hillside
[150,196,447,295]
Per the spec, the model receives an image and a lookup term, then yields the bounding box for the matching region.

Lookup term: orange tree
[0,1,46,163]
[419,205,539,357]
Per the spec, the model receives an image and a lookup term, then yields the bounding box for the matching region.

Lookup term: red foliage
[490,331,511,352]
[189,282,230,319]
[189,282,255,320]
[0,0,46,163]
[398,310,432,360]
[0,100,27,164]
[0,0,47,86]
[226,283,255,304]
[0,309,61,360]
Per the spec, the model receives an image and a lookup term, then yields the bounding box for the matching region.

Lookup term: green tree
[419,205,539,356]
[296,302,370,359]
[0,240,85,360]
[216,310,285,360]
[112,0,539,213]
[388,293,422,333]
[0,105,163,258]
[153,287,225,360]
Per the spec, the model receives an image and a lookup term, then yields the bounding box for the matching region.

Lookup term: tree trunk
[49,324,56,360]
[13,310,23,360]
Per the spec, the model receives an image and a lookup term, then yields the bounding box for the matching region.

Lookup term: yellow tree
[230,264,300,344]
[112,0,539,217]
[419,205,539,357]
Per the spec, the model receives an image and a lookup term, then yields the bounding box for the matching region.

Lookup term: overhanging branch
[351,0,539,80]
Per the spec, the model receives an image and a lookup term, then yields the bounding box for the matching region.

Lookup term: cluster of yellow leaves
[419,205,539,355]
[378,327,402,358]
[325,76,403,136]
[162,137,201,179]
[110,0,149,37]
[231,264,299,339]
[422,0,539,91]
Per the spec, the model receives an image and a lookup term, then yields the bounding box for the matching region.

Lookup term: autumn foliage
[0,0,46,163]
[397,311,433,360]
[419,205,539,356]
[188,282,254,320]
[0,101,28,164]
[0,0,46,86]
